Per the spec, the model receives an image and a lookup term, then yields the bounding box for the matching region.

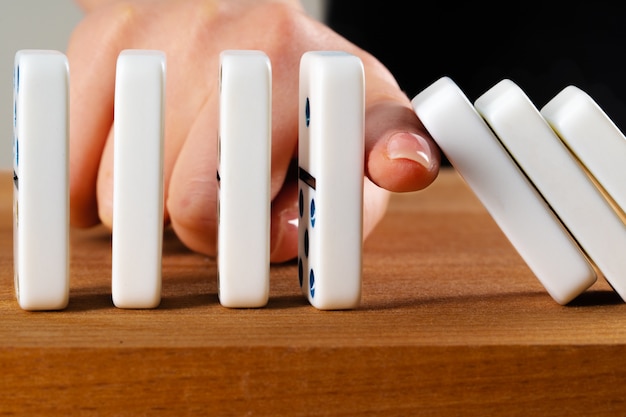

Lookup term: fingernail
[386,132,434,169]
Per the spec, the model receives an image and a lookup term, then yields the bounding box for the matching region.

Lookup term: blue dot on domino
[310,198,316,227]
[309,269,315,298]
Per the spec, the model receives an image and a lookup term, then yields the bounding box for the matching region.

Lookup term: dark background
[326,2,626,137]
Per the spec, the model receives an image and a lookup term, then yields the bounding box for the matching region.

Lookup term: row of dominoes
[219,50,364,310]
[12,49,364,311]
[412,77,626,305]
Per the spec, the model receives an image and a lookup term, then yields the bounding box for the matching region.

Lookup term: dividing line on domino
[13,50,70,311]
[217,50,271,308]
[541,85,626,220]
[297,51,364,310]
[411,77,596,305]
[475,79,626,302]
[112,50,166,309]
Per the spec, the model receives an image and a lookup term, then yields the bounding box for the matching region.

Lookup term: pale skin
[67,0,441,263]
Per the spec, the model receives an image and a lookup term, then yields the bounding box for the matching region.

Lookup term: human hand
[67,0,441,262]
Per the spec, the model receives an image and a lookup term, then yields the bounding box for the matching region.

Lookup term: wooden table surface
[1,168,625,416]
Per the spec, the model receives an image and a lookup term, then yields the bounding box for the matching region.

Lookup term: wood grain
[1,169,625,416]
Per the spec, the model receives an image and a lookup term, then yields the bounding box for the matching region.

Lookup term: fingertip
[69,193,100,228]
[69,164,100,227]
[269,176,299,264]
[166,158,218,256]
[367,130,441,192]
[365,103,441,192]
[167,181,218,257]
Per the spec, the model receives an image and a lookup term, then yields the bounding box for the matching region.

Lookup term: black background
[326,2,626,137]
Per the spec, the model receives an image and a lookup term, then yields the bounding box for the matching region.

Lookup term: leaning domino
[475,79,626,301]
[297,51,365,310]
[12,50,70,310]
[217,50,271,308]
[411,77,596,305]
[541,85,626,216]
[112,50,166,309]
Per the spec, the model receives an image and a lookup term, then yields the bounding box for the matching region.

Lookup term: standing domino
[217,50,271,308]
[475,79,626,302]
[411,77,596,305]
[13,50,70,310]
[541,86,626,216]
[297,51,364,310]
[112,50,166,309]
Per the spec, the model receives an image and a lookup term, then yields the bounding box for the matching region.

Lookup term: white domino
[475,79,626,301]
[541,85,626,215]
[12,50,70,310]
[297,51,364,310]
[112,50,166,309]
[217,50,271,308]
[411,77,596,305]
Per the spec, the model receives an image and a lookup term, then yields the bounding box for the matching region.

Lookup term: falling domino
[12,50,70,311]
[112,50,166,309]
[475,79,626,302]
[217,50,271,308]
[297,51,365,310]
[412,77,596,305]
[541,85,626,217]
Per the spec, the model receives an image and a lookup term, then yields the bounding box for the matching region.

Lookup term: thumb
[361,57,441,192]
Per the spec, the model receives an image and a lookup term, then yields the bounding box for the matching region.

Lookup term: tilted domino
[217,50,271,308]
[12,50,70,310]
[541,85,626,217]
[412,77,596,305]
[475,79,626,302]
[112,50,166,309]
[297,51,365,310]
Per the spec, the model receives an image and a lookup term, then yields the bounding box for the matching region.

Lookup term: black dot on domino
[305,97,310,127]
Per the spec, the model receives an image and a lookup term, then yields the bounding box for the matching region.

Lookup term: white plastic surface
[13,49,70,310]
[112,50,166,309]
[475,79,626,301]
[297,51,364,310]
[411,77,596,305]
[541,86,626,215]
[217,50,271,308]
